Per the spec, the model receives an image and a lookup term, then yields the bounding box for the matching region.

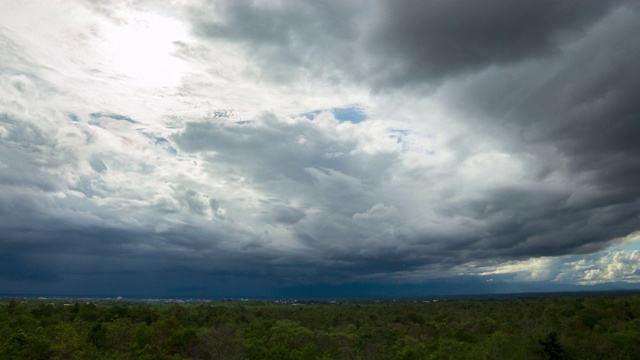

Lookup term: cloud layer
[1,0,639,297]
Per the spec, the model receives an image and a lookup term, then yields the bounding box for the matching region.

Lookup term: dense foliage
[1,294,639,359]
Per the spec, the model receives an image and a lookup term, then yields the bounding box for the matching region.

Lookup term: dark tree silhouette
[540,331,566,360]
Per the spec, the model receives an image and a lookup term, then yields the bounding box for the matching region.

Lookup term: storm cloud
[1,0,639,297]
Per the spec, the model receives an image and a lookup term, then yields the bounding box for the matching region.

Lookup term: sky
[1,0,640,298]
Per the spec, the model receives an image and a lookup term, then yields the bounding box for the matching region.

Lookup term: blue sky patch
[332,106,366,123]
[155,137,169,145]
[89,112,137,123]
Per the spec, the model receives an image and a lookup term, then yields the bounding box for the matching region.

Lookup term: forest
[1,294,639,359]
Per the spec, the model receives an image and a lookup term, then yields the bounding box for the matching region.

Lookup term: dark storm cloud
[190,0,621,87]
[464,198,640,259]
[440,3,640,229]
[0,193,283,288]
[367,0,617,86]
[519,12,640,207]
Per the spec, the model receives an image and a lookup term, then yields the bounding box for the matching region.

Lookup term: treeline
[1,295,640,359]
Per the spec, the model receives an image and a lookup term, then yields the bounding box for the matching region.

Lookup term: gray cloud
[189,0,623,88]
[366,0,617,86]
[441,4,640,210]
[173,114,397,195]
[190,0,364,82]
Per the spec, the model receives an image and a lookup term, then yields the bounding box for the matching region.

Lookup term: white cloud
[465,240,640,285]
[473,257,563,282]
[571,251,640,284]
